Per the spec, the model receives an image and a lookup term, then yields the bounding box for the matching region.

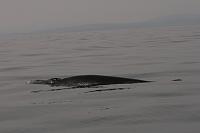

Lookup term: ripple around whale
[29,75,151,89]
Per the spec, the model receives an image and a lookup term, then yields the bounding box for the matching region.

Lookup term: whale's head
[28,78,63,86]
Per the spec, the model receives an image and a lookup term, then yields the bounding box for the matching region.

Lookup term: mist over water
[0,25,200,133]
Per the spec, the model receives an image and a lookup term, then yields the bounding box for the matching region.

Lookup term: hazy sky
[0,0,200,33]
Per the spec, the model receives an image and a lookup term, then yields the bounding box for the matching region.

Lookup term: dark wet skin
[29,75,151,88]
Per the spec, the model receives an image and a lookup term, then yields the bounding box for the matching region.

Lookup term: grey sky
[0,0,200,33]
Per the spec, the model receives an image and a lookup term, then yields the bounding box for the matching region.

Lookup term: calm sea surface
[0,25,200,133]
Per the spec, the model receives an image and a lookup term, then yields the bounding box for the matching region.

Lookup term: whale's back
[29,75,150,87]
[63,75,149,86]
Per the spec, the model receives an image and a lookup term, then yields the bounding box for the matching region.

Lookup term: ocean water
[0,25,200,133]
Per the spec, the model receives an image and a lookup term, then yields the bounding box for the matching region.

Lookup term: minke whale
[28,75,151,88]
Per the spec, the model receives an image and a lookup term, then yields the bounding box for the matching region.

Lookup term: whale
[29,75,151,88]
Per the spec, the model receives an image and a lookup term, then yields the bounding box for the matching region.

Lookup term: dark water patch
[172,79,182,81]
[20,53,50,57]
[31,85,132,94]
[31,87,71,93]
[170,40,189,43]
[31,85,101,93]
